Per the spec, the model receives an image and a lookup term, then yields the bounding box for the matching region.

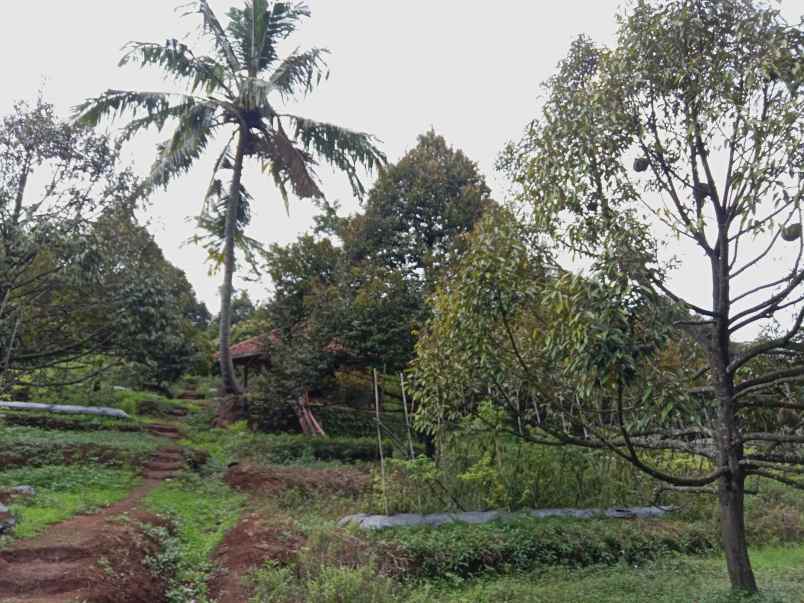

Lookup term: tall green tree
[343,130,494,292]
[76,0,385,395]
[0,98,153,393]
[415,0,803,593]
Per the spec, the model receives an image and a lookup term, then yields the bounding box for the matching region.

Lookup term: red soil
[0,441,186,603]
[207,513,305,602]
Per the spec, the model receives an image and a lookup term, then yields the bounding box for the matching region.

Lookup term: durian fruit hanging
[633,157,649,172]
[781,223,802,242]
[693,182,712,202]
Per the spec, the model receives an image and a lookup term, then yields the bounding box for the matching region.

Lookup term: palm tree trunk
[218,129,247,395]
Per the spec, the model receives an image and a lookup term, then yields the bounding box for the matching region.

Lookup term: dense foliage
[0,99,205,395]
[413,0,803,592]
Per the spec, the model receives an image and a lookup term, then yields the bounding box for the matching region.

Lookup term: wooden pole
[374,368,388,514]
[400,372,416,460]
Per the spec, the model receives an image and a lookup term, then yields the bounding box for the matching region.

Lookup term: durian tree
[413,0,803,593]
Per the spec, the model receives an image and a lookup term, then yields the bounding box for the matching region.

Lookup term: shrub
[377,518,716,579]
[248,434,397,464]
[249,526,405,602]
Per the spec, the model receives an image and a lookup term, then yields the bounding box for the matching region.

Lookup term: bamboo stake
[374,369,388,514]
[400,372,416,459]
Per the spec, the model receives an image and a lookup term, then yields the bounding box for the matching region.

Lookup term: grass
[373,516,715,579]
[0,464,140,541]
[143,471,246,603]
[0,424,166,468]
[403,545,804,602]
[28,384,197,418]
[0,409,144,430]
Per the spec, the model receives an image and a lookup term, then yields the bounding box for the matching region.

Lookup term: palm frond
[150,103,219,187]
[192,182,265,274]
[288,115,387,199]
[74,90,193,127]
[119,96,222,142]
[194,0,243,77]
[120,40,231,95]
[267,47,329,99]
[203,132,237,205]
[227,1,310,73]
[255,123,323,203]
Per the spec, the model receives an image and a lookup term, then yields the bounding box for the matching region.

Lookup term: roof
[214,331,280,361]
[228,336,268,359]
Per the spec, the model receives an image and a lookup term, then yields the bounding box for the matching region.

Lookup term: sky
[2,0,802,336]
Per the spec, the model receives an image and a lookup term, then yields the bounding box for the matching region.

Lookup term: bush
[249,526,405,602]
[0,410,141,432]
[378,518,716,579]
[246,434,400,464]
[250,563,402,603]
[744,479,804,545]
[379,406,710,514]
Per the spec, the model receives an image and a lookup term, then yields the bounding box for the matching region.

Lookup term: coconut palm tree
[76,0,385,395]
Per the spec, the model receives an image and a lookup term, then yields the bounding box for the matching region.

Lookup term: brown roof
[229,337,267,359]
[214,331,280,361]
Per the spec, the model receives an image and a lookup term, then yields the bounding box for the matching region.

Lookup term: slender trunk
[710,212,757,593]
[719,472,757,592]
[218,129,246,395]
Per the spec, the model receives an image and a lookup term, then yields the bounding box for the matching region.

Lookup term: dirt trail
[0,424,186,603]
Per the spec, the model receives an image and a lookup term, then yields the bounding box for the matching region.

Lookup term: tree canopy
[0,98,204,394]
[413,0,803,593]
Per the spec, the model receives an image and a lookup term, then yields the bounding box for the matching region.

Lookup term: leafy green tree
[343,130,494,292]
[76,0,385,395]
[0,98,149,393]
[318,131,495,371]
[90,207,206,389]
[414,1,803,593]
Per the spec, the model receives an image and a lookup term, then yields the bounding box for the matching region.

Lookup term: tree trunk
[710,217,758,593]
[719,472,757,592]
[218,129,247,396]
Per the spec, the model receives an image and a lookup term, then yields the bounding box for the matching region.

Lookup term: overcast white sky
[2,1,802,336]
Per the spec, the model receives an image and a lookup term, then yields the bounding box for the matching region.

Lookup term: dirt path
[0,424,185,603]
[206,463,371,602]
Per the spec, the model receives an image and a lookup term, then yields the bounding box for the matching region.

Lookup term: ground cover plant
[29,384,197,418]
[0,464,140,541]
[0,423,165,469]
[403,545,804,603]
[143,472,246,603]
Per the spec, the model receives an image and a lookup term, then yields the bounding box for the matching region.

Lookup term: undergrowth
[374,517,716,579]
[0,424,165,468]
[404,545,804,602]
[0,464,140,541]
[143,471,245,603]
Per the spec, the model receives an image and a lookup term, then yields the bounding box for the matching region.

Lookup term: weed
[0,465,140,540]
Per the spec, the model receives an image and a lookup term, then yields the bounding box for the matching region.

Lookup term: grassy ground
[0,423,166,468]
[142,473,246,603]
[3,397,802,603]
[404,546,804,603]
[0,408,163,545]
[0,464,140,541]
